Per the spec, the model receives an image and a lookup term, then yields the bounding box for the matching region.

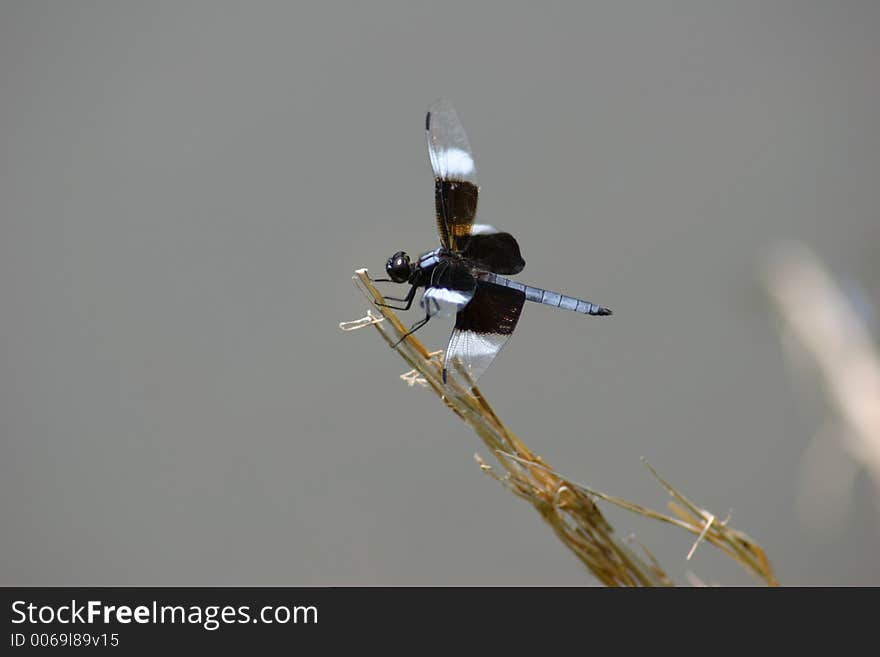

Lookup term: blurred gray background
[2,1,879,586]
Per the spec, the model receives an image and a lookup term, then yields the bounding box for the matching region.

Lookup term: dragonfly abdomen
[479,272,612,316]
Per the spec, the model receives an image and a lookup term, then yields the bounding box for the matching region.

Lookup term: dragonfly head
[385,251,412,283]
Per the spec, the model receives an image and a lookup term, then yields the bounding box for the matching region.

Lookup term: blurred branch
[342,268,778,586]
[765,244,880,498]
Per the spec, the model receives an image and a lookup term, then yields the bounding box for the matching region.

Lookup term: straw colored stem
[342,269,778,586]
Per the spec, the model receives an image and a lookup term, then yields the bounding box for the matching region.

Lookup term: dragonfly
[375,99,611,385]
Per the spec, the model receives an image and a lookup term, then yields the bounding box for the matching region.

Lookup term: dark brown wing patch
[435,180,479,252]
[457,232,525,275]
[456,281,525,335]
[443,281,526,384]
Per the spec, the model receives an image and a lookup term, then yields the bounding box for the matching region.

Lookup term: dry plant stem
[766,243,880,495]
[500,453,777,585]
[344,269,778,586]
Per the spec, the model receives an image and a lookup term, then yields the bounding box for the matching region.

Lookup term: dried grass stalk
[342,269,778,586]
[765,243,880,496]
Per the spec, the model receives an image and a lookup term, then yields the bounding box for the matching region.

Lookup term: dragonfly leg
[391,308,432,348]
[375,285,417,310]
